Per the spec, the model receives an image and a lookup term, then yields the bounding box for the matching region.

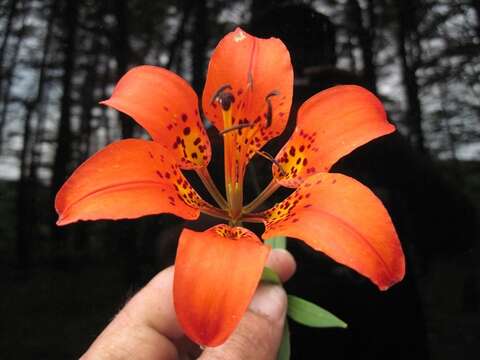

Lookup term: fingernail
[249,284,287,321]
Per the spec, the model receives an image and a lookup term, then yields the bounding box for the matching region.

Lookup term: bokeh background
[1,0,479,359]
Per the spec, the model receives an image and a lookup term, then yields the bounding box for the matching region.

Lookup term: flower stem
[242,179,280,214]
[196,167,228,210]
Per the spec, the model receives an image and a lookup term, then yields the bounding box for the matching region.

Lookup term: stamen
[211,84,235,111]
[265,90,280,128]
[256,150,287,176]
[219,123,251,135]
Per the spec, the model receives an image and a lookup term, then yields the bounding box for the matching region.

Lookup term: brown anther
[211,84,235,111]
[219,123,251,135]
[265,90,280,128]
[256,150,287,176]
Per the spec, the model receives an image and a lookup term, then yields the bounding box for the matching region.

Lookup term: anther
[265,90,280,128]
[256,150,287,176]
[211,84,235,111]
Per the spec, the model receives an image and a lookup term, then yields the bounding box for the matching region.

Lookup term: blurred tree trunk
[191,0,207,93]
[112,0,133,139]
[16,0,56,269]
[166,0,193,71]
[50,0,78,262]
[395,0,426,153]
[473,0,480,39]
[347,0,377,92]
[0,1,26,154]
[0,0,17,91]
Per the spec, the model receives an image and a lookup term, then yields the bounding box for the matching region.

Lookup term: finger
[81,267,182,360]
[265,248,296,282]
[200,249,296,360]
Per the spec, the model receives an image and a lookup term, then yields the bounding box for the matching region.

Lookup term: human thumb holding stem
[81,248,296,360]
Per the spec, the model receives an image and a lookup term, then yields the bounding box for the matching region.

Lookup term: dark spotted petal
[273,85,395,187]
[262,173,405,290]
[101,66,211,170]
[56,139,206,225]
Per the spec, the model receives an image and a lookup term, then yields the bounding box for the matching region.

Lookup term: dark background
[1,0,479,359]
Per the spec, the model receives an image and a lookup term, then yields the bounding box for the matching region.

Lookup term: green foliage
[287,295,347,328]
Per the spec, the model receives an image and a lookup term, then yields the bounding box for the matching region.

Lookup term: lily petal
[56,139,206,225]
[273,85,395,187]
[262,173,405,290]
[174,224,270,346]
[101,65,211,169]
[202,28,293,179]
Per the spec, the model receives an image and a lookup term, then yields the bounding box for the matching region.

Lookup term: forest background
[0,0,479,359]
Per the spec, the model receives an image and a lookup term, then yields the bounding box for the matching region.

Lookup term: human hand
[81,248,296,360]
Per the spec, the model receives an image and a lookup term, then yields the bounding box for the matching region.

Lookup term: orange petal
[174,224,270,346]
[101,65,211,169]
[202,28,293,175]
[273,85,395,187]
[55,139,207,225]
[262,173,405,290]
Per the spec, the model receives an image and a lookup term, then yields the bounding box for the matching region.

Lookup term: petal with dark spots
[56,139,205,225]
[101,65,211,169]
[262,173,405,290]
[273,85,395,187]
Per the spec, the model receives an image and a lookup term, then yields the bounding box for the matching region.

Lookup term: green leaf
[261,266,281,284]
[265,236,287,249]
[287,295,347,328]
[277,321,290,360]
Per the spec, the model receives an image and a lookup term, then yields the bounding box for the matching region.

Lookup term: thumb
[200,284,287,360]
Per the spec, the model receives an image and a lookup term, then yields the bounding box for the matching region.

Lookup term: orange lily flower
[55,28,405,346]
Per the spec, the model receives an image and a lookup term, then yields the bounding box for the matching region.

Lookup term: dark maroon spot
[195,109,198,115]
[148,151,154,159]
[296,158,301,165]
[183,127,191,135]
[237,89,243,96]
[303,158,308,166]
[193,137,201,146]
[163,106,169,111]
[292,218,299,223]
[181,113,188,122]
[191,152,198,159]
[167,124,173,130]
[289,146,296,157]
[165,172,171,179]
[299,145,305,152]
[156,170,163,178]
